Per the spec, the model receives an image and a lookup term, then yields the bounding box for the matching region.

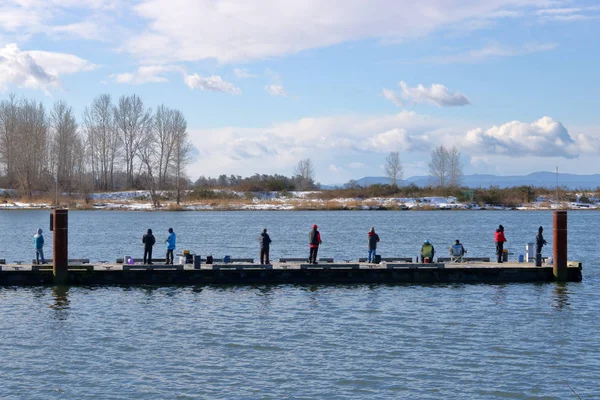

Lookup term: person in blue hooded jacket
[165,228,176,264]
[33,228,46,264]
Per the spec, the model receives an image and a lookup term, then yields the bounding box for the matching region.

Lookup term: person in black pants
[494,225,507,263]
[259,228,272,264]
[142,229,156,264]
[308,224,322,264]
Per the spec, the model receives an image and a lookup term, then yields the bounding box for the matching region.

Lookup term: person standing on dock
[259,228,272,265]
[165,228,176,264]
[308,224,322,264]
[535,226,547,267]
[142,229,156,264]
[420,239,435,262]
[494,225,507,263]
[33,228,46,264]
[367,227,380,263]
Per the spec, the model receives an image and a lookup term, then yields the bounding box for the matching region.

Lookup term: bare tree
[153,105,179,190]
[448,145,463,188]
[384,151,404,188]
[294,158,315,190]
[114,94,152,188]
[0,94,20,186]
[137,123,161,207]
[82,94,121,190]
[171,111,191,204]
[429,145,450,187]
[50,101,79,191]
[14,99,48,197]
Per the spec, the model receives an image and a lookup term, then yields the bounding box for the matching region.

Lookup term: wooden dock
[0,261,583,286]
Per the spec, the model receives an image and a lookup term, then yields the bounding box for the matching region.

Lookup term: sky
[1,0,599,184]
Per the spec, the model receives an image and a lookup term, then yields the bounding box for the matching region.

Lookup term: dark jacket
[309,229,321,248]
[259,232,272,249]
[536,232,547,251]
[368,232,380,250]
[143,231,156,249]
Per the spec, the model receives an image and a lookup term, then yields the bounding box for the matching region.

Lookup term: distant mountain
[347,172,600,190]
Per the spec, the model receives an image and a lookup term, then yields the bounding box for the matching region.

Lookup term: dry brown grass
[166,203,185,211]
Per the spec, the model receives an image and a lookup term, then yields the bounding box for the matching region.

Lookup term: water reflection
[49,285,70,320]
[552,283,570,310]
[492,284,507,305]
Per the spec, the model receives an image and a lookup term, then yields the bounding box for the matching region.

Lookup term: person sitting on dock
[420,239,435,263]
[495,225,507,263]
[259,228,272,265]
[308,224,322,264]
[449,239,467,262]
[33,228,46,264]
[367,227,380,263]
[535,226,547,267]
[165,228,176,264]
[142,229,156,264]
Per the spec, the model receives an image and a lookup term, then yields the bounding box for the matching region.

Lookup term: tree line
[0,93,192,205]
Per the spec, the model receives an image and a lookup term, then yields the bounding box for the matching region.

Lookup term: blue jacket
[34,234,44,249]
[166,232,176,250]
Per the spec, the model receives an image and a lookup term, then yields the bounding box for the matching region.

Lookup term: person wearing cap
[449,239,467,260]
[308,224,322,264]
[420,239,435,263]
[33,228,46,264]
[535,226,547,266]
[494,225,507,263]
[259,228,272,265]
[367,227,380,263]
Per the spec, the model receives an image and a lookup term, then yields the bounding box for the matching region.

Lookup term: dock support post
[53,209,68,284]
[553,210,567,282]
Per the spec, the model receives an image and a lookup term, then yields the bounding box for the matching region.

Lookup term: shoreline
[1,190,596,211]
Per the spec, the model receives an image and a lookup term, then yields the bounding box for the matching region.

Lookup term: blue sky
[1,0,599,184]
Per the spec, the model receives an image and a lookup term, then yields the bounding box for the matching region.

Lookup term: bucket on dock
[374,255,381,264]
[502,249,508,262]
[424,257,430,264]
[223,255,231,264]
[518,254,524,263]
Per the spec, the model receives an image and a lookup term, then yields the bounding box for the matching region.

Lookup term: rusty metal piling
[553,210,567,281]
[52,209,69,284]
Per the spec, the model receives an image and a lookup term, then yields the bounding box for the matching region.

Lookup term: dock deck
[0,261,583,285]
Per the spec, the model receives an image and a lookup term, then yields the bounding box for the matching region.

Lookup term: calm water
[1,210,599,399]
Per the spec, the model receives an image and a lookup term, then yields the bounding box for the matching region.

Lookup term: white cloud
[464,117,582,158]
[185,110,445,180]
[424,43,558,64]
[382,88,403,107]
[123,0,549,63]
[383,81,470,108]
[265,84,288,97]
[233,68,257,79]
[0,43,96,93]
[183,73,241,95]
[0,0,123,40]
[399,81,470,107]
[536,6,600,21]
[111,65,175,84]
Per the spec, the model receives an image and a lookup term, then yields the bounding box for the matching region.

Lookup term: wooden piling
[53,209,69,284]
[553,210,568,281]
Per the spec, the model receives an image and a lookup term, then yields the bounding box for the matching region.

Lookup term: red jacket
[494,230,507,243]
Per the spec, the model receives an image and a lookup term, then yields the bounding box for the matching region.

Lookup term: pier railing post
[53,209,69,284]
[553,210,567,282]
